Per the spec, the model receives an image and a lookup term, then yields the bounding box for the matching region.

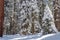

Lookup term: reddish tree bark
[0,0,4,37]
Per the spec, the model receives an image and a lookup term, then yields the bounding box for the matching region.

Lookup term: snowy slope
[41,32,60,40]
[0,32,60,40]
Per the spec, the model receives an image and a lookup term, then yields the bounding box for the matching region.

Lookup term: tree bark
[0,0,4,37]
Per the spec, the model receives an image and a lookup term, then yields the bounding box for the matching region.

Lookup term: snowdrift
[0,32,60,40]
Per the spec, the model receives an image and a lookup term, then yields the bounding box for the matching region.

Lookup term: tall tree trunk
[53,0,60,31]
[0,0,4,37]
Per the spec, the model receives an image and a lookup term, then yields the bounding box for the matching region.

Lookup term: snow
[41,32,60,40]
[4,0,58,35]
[43,5,53,20]
[42,4,58,33]
[0,32,60,40]
[4,0,59,40]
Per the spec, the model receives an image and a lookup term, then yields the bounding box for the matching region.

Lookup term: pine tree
[4,0,58,35]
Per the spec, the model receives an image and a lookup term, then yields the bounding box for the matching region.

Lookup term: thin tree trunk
[0,0,4,37]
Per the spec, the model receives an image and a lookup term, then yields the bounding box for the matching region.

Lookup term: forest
[0,0,60,40]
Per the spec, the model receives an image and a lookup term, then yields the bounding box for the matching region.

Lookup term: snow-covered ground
[41,32,60,40]
[0,32,60,40]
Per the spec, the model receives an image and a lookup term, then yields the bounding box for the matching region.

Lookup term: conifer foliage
[4,0,58,35]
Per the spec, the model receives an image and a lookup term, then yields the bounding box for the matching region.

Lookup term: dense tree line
[2,0,58,36]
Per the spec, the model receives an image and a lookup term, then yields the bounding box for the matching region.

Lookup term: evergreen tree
[4,0,58,35]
